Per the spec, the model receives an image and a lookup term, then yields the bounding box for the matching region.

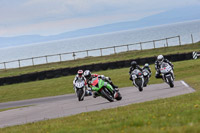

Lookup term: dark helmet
[77,70,83,77]
[84,70,91,80]
[131,61,137,67]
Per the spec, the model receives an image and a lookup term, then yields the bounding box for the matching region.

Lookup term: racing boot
[110,82,118,89]
[85,90,92,96]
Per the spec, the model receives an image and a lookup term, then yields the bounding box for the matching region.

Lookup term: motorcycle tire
[138,86,143,92]
[167,76,174,88]
[101,89,114,102]
[77,89,84,101]
[143,77,149,87]
[115,92,122,101]
[136,79,143,91]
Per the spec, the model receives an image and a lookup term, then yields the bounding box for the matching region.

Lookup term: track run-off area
[0,80,195,128]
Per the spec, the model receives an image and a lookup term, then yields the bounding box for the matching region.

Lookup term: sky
[0,0,200,37]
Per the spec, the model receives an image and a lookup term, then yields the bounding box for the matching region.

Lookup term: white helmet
[144,63,149,68]
[84,70,91,80]
[157,55,164,63]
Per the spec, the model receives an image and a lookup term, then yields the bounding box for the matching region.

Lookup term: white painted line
[181,80,195,93]
[181,80,189,87]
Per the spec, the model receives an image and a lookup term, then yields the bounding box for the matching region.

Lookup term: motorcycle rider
[129,61,143,81]
[155,55,174,78]
[83,70,118,98]
[143,63,152,76]
[73,70,92,96]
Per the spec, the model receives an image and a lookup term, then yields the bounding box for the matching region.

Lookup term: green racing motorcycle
[90,77,122,102]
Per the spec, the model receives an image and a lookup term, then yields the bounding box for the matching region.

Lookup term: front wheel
[115,92,122,101]
[143,77,149,87]
[167,76,174,88]
[135,79,143,91]
[101,89,114,102]
[138,86,143,92]
[77,89,84,101]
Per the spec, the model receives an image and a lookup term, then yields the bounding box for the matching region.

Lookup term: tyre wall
[0,52,193,86]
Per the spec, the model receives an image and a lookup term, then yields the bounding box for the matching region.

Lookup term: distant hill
[1,5,200,48]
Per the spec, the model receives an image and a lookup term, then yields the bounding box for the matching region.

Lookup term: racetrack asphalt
[0,80,195,128]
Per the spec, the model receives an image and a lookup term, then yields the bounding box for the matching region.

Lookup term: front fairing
[91,78,104,91]
[132,69,143,79]
[142,69,149,77]
[75,80,85,89]
[160,63,172,74]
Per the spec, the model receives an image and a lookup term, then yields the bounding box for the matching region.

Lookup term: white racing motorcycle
[131,69,144,91]
[75,79,86,101]
[160,62,174,88]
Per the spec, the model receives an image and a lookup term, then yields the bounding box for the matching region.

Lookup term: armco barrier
[0,52,193,86]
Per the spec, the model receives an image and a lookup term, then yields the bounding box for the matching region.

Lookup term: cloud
[0,0,200,36]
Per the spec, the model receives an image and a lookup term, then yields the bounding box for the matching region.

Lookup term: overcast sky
[0,0,200,37]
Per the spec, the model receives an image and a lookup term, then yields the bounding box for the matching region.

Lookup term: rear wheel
[101,89,114,102]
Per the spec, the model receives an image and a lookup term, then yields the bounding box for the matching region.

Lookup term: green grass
[0,59,200,132]
[0,42,199,78]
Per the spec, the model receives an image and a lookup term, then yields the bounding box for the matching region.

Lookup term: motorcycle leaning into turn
[160,62,175,88]
[90,76,122,102]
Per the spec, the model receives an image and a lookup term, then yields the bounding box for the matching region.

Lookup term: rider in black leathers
[129,61,143,81]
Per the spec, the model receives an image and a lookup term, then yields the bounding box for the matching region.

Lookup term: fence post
[178,36,181,45]
[153,40,155,49]
[18,60,21,68]
[127,45,129,51]
[100,48,102,56]
[3,62,6,70]
[191,34,194,44]
[72,52,76,60]
[46,56,48,63]
[86,50,89,57]
[166,38,168,47]
[32,58,34,66]
[59,54,62,62]
[113,46,116,54]
[140,42,142,50]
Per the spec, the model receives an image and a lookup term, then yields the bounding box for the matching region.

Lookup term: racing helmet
[84,70,91,80]
[77,70,83,77]
[157,55,164,63]
[144,63,149,68]
[131,61,137,68]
